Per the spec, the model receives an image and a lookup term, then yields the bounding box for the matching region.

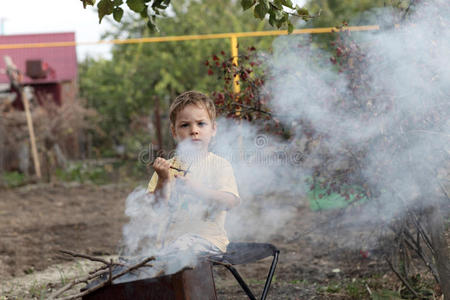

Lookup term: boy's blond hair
[169,91,216,126]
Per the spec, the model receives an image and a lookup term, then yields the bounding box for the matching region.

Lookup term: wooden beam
[3,56,42,179]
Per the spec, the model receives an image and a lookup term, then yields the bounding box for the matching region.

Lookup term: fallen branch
[49,268,110,299]
[385,256,420,299]
[58,250,125,266]
[402,228,440,284]
[49,250,156,299]
[52,256,155,300]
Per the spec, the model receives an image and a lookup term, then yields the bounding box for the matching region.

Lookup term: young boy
[147,91,240,271]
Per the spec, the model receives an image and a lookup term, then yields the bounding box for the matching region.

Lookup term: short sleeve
[215,159,240,199]
[147,172,159,193]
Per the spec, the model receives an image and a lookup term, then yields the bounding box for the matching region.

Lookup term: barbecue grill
[82,242,279,300]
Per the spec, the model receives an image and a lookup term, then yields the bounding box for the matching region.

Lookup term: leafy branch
[80,0,312,33]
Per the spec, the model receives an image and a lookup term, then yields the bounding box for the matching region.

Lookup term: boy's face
[171,104,216,152]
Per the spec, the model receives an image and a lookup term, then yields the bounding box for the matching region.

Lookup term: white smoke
[265,0,449,225]
[121,0,449,268]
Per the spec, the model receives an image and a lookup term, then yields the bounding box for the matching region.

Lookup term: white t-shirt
[147,152,239,252]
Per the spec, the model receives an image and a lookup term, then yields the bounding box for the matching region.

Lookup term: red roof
[0,32,77,84]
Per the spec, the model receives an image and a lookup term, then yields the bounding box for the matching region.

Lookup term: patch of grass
[75,261,86,277]
[400,273,436,299]
[23,266,35,275]
[248,278,266,285]
[55,162,110,185]
[289,279,309,285]
[370,289,402,300]
[248,275,277,285]
[29,281,49,300]
[318,279,370,299]
[56,266,68,286]
[317,283,340,294]
[326,283,341,293]
[344,280,367,299]
[1,171,26,188]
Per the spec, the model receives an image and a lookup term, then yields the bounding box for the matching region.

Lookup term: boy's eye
[180,123,189,128]
[198,121,206,126]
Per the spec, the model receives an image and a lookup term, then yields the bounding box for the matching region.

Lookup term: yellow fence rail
[0,25,380,95]
[0,25,379,50]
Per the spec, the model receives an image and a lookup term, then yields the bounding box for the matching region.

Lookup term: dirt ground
[0,183,441,299]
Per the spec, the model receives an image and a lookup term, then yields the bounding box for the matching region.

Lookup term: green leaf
[287,21,294,33]
[275,13,287,28]
[272,0,282,10]
[260,0,270,10]
[253,3,268,19]
[82,0,96,9]
[268,11,275,26]
[147,19,159,32]
[113,7,124,22]
[113,0,123,5]
[97,0,114,23]
[296,7,309,16]
[280,0,293,8]
[153,0,168,9]
[127,0,145,12]
[272,7,283,20]
[140,5,149,17]
[241,0,255,10]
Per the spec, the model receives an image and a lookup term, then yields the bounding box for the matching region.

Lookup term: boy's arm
[153,176,171,204]
[149,157,172,204]
[174,175,240,209]
[199,188,240,209]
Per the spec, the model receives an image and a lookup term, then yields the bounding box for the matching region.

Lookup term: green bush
[1,171,26,188]
[55,162,109,185]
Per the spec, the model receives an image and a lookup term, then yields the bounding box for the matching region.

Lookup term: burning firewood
[48,250,155,300]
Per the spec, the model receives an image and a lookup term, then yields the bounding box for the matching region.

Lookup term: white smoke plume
[121,0,449,270]
[271,1,449,238]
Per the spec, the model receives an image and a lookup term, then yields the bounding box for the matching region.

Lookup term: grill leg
[260,251,279,300]
[225,265,257,300]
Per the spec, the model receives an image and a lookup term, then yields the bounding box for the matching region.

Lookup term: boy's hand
[153,157,171,181]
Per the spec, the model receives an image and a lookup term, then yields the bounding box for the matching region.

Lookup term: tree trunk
[428,205,450,299]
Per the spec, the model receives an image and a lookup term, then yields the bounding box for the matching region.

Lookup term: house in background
[0,33,81,174]
[0,32,78,109]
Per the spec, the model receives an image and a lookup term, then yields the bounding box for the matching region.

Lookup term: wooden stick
[53,256,155,300]
[3,56,41,178]
[49,268,110,299]
[385,256,420,298]
[147,162,190,174]
[169,166,188,173]
[108,259,113,285]
[59,250,113,266]
[21,87,41,178]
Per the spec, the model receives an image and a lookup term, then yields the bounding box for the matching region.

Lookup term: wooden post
[230,35,240,95]
[230,36,244,156]
[153,95,162,150]
[3,56,42,179]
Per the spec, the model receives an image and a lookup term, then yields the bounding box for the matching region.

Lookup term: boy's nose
[190,126,199,135]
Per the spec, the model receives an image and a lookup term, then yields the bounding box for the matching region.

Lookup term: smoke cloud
[121,0,449,270]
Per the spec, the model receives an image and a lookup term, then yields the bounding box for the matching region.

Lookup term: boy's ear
[212,121,217,137]
[171,124,177,139]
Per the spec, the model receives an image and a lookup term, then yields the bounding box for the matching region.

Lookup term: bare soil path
[0,183,421,299]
